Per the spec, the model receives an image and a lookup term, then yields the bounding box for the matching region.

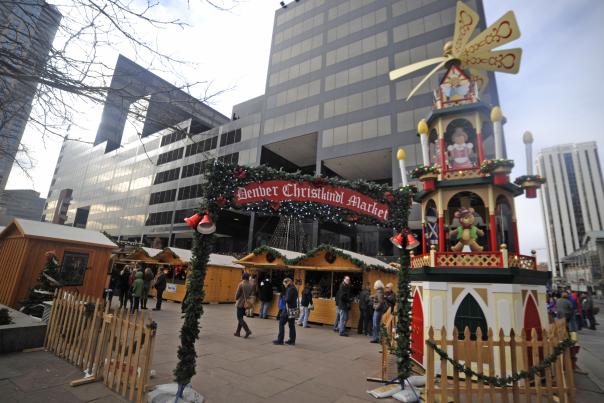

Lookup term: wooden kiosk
[150,247,243,303]
[0,218,116,307]
[236,244,398,328]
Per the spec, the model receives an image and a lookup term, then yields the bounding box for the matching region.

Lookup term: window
[157,147,184,165]
[185,136,217,157]
[174,208,195,224]
[218,152,239,165]
[153,167,181,185]
[454,294,488,340]
[160,131,186,147]
[145,211,173,226]
[149,189,177,205]
[219,129,242,147]
[178,184,204,201]
[60,252,89,286]
[181,159,214,179]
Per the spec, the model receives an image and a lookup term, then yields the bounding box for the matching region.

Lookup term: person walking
[141,268,154,309]
[556,291,575,332]
[582,292,597,330]
[153,269,167,311]
[334,276,352,337]
[131,271,144,314]
[118,266,131,309]
[370,280,386,343]
[258,276,273,319]
[357,284,371,335]
[234,272,253,338]
[107,266,121,307]
[274,278,298,345]
[246,275,257,317]
[298,284,313,328]
[384,283,396,314]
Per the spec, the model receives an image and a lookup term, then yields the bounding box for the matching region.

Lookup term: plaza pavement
[0,299,603,402]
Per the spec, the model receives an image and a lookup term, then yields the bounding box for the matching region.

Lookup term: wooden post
[426,327,434,403]
[452,328,460,403]
[541,328,554,402]
[509,329,520,403]
[520,329,530,403]
[498,329,509,403]
[487,328,495,403]
[464,327,473,402]
[129,312,145,401]
[531,328,542,402]
[439,326,448,403]
[44,289,60,348]
[476,327,484,403]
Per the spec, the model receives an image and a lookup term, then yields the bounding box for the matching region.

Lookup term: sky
[7,0,604,263]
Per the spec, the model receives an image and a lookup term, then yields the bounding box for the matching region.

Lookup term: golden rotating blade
[451,1,480,57]
[389,56,447,81]
[405,59,448,101]
[462,48,522,74]
[461,10,521,58]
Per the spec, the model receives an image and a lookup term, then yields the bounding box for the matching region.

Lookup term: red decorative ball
[270,201,281,211]
[216,195,227,208]
[346,214,359,222]
[234,168,247,179]
[384,191,394,202]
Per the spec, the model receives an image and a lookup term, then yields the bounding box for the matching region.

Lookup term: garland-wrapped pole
[173,231,215,396]
[395,240,412,386]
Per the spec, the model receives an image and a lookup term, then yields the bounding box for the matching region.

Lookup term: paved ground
[0,350,127,403]
[149,300,388,403]
[1,299,603,402]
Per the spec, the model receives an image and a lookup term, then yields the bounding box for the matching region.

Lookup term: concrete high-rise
[46,0,501,255]
[537,142,604,279]
[0,1,61,190]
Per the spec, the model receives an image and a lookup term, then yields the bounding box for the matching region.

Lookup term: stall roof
[163,247,243,269]
[142,247,163,258]
[0,218,116,248]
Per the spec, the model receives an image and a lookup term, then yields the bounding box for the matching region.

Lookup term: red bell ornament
[405,232,420,250]
[390,232,404,249]
[184,213,203,229]
[197,212,216,234]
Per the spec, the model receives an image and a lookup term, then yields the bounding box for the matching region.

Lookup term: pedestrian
[119,266,131,309]
[582,292,596,330]
[334,275,352,337]
[277,287,286,321]
[141,267,154,309]
[298,284,313,328]
[547,294,557,323]
[384,282,396,314]
[153,269,167,311]
[258,276,273,319]
[246,274,257,317]
[273,278,298,345]
[234,272,253,338]
[556,291,576,332]
[567,289,581,330]
[107,266,120,307]
[370,280,386,343]
[357,284,371,335]
[131,271,144,314]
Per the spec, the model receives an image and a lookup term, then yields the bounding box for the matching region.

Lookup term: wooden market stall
[0,218,117,308]
[150,247,244,303]
[237,245,398,328]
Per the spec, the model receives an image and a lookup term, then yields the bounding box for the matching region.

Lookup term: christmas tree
[21,251,62,317]
[268,216,310,252]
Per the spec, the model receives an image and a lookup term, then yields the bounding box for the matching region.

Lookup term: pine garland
[173,231,215,387]
[426,337,575,387]
[396,247,413,385]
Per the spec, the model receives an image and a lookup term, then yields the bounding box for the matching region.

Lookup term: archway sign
[173,162,417,390]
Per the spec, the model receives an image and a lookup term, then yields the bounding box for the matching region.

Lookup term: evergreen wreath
[479,159,515,174]
[514,175,546,186]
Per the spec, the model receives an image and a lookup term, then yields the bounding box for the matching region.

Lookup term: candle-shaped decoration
[397,147,408,187]
[491,106,504,159]
[523,130,534,175]
[418,119,430,166]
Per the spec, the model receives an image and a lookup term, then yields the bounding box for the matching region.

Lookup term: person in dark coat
[297,284,313,328]
[118,266,131,309]
[384,283,396,314]
[556,292,575,331]
[370,280,386,343]
[334,276,352,336]
[274,278,298,345]
[258,276,273,319]
[357,284,371,335]
[234,272,253,338]
[107,266,121,307]
[153,269,167,311]
[141,268,154,309]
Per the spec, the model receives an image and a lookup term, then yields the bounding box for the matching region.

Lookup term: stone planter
[148,383,204,403]
[0,304,47,353]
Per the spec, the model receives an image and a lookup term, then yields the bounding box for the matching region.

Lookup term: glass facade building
[46,0,500,256]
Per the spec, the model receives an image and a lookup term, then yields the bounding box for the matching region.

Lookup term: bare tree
[0,0,238,185]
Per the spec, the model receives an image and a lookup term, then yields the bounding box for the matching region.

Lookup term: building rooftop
[1,218,116,248]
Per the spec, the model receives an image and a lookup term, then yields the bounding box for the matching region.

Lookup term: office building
[537,142,604,278]
[0,1,61,190]
[560,231,604,294]
[46,0,500,255]
[0,189,45,225]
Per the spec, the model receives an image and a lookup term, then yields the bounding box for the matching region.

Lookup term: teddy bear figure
[447,127,474,169]
[449,207,484,252]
